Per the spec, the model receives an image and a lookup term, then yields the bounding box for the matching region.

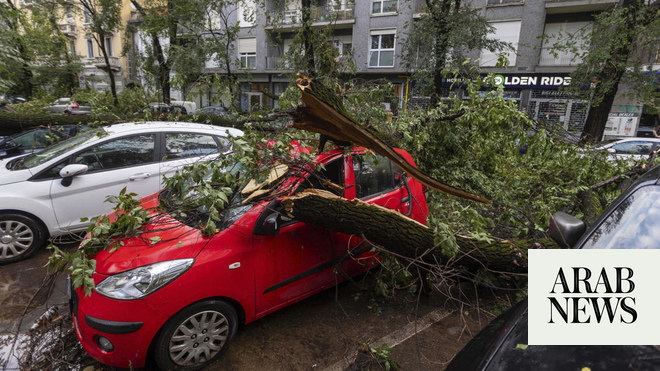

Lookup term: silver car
[47,98,92,115]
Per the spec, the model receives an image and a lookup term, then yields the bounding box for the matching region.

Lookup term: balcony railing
[58,24,77,36]
[275,5,354,25]
[94,56,121,70]
[266,56,293,70]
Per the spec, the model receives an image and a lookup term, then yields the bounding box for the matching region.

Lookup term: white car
[0,122,242,264]
[597,138,660,161]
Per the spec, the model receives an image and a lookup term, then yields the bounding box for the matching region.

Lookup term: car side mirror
[59,164,88,187]
[262,213,280,236]
[548,211,586,248]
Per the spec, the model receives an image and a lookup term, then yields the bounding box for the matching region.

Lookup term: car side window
[33,159,70,180]
[164,133,219,160]
[353,154,400,199]
[73,134,155,172]
[296,158,344,195]
[582,186,660,249]
[612,141,653,155]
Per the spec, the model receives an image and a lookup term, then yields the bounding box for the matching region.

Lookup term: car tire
[0,213,47,264]
[153,300,238,371]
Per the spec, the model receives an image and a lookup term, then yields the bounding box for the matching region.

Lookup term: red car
[71,147,428,370]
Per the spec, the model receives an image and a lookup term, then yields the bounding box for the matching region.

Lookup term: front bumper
[70,279,168,368]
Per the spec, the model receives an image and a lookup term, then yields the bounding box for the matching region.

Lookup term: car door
[253,156,348,315]
[332,153,408,277]
[49,134,161,231]
[158,132,231,181]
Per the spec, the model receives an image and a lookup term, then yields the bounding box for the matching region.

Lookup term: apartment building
[54,0,139,92]
[194,0,657,138]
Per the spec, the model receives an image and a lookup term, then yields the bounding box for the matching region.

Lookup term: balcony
[266,56,293,71]
[93,56,121,71]
[414,0,427,15]
[267,4,354,31]
[545,0,617,14]
[58,24,77,37]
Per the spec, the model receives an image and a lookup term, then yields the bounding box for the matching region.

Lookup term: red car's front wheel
[153,300,238,370]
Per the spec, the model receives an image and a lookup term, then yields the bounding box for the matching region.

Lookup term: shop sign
[604,107,642,137]
[443,73,574,89]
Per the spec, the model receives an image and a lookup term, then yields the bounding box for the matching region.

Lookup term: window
[582,186,660,249]
[238,38,257,69]
[372,0,396,14]
[296,158,344,195]
[65,6,73,21]
[83,9,91,24]
[480,20,521,67]
[73,135,155,172]
[104,37,112,56]
[69,40,76,55]
[369,30,395,67]
[539,21,591,66]
[353,154,402,199]
[87,39,94,58]
[238,0,255,27]
[164,133,219,160]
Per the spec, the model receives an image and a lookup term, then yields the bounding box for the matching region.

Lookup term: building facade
[192,0,657,139]
[53,0,139,92]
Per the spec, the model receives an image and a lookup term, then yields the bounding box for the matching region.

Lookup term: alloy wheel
[168,310,230,366]
[0,220,34,259]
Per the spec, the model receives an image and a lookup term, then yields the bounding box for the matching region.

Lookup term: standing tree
[201,0,242,110]
[130,0,210,104]
[401,0,509,106]
[0,1,82,98]
[550,1,660,143]
[72,0,123,106]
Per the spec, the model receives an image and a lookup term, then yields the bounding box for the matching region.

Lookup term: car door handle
[129,173,151,181]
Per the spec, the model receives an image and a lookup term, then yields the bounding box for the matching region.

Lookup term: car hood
[0,160,32,186]
[93,193,209,275]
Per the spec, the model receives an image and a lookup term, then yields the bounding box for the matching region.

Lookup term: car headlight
[95,259,194,300]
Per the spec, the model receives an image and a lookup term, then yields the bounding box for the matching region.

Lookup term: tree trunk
[429,0,455,107]
[96,33,119,106]
[281,190,557,273]
[580,0,641,144]
[301,0,315,76]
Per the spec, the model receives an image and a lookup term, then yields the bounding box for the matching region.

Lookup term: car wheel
[0,213,46,264]
[154,300,238,370]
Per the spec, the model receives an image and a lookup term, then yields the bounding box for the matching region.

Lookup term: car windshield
[18,128,103,169]
[582,186,660,249]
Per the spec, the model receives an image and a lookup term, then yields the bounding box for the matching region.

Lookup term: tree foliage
[546,0,660,143]
[401,0,510,105]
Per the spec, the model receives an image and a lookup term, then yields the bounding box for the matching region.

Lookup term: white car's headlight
[95,259,194,300]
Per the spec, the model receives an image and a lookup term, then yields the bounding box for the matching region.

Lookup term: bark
[292,74,491,204]
[130,0,171,103]
[580,0,644,144]
[96,33,119,106]
[281,190,557,273]
[301,0,315,76]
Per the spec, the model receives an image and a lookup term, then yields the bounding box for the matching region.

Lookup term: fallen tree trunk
[282,189,559,273]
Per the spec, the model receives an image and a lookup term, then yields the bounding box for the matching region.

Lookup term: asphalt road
[0,247,496,370]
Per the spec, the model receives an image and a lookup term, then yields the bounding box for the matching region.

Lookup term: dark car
[447,165,660,370]
[0,125,85,159]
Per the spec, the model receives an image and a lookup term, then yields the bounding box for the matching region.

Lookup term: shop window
[480,20,521,67]
[369,30,395,68]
